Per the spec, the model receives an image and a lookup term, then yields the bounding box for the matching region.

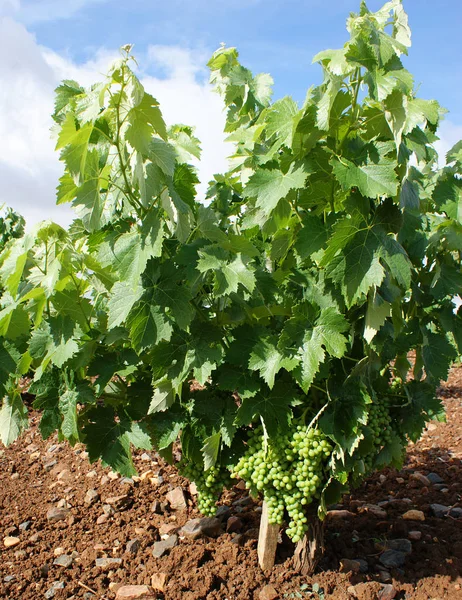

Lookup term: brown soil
[1,366,462,600]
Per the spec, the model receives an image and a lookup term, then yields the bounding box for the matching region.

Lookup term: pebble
[380,549,406,568]
[258,584,279,600]
[359,504,387,519]
[116,585,157,599]
[54,547,65,557]
[396,477,405,484]
[150,500,163,514]
[159,523,179,536]
[151,573,167,592]
[108,471,120,480]
[126,538,141,554]
[19,521,31,531]
[410,472,431,486]
[86,470,97,478]
[102,504,115,516]
[378,570,392,583]
[44,581,65,599]
[383,538,412,554]
[402,509,425,521]
[325,509,355,519]
[95,557,123,569]
[140,470,154,481]
[53,554,73,568]
[104,495,130,510]
[215,505,232,521]
[181,517,222,539]
[232,495,253,507]
[84,489,100,506]
[46,507,71,523]
[226,516,243,533]
[427,472,444,484]
[152,535,178,558]
[378,584,398,600]
[97,515,108,525]
[3,537,20,548]
[339,558,361,573]
[165,487,187,510]
[408,531,422,541]
[4,575,16,583]
[141,453,152,461]
[430,503,449,518]
[120,478,134,486]
[189,482,198,496]
[44,460,57,472]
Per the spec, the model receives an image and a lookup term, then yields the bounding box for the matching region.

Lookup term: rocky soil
[1,365,462,600]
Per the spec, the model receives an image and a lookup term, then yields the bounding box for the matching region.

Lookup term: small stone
[140,470,154,481]
[56,498,69,509]
[11,472,19,480]
[408,531,422,541]
[116,585,157,599]
[226,516,243,533]
[44,460,57,472]
[378,570,392,583]
[14,550,26,559]
[189,482,198,495]
[150,500,163,514]
[108,471,119,480]
[165,487,187,510]
[120,477,134,486]
[3,537,20,548]
[430,503,449,518]
[379,474,387,484]
[215,505,232,521]
[378,584,397,600]
[54,547,65,557]
[427,472,444,485]
[339,558,361,573]
[19,521,31,531]
[359,504,387,519]
[4,575,16,583]
[104,495,130,510]
[47,507,71,523]
[258,584,279,600]
[141,453,152,461]
[380,549,406,568]
[84,489,100,506]
[181,517,221,539]
[383,538,412,554]
[410,472,431,486]
[53,554,73,568]
[100,475,109,485]
[95,557,123,569]
[97,515,108,525]
[402,510,425,521]
[102,504,115,516]
[426,422,437,431]
[326,509,355,519]
[29,451,40,460]
[159,523,179,536]
[86,470,97,478]
[357,558,369,573]
[126,538,141,554]
[232,495,253,507]
[396,477,405,484]
[44,581,65,599]
[450,507,462,518]
[151,573,167,592]
[152,535,178,558]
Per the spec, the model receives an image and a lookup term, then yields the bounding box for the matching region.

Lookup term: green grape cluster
[179,460,231,516]
[232,424,332,543]
[363,398,394,473]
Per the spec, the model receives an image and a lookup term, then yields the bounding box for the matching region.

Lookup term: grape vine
[0,0,461,548]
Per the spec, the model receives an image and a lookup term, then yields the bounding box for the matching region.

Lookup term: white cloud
[434,120,462,166]
[13,0,110,24]
[0,18,229,229]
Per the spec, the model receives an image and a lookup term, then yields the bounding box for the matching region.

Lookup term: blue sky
[21,0,462,122]
[0,0,461,227]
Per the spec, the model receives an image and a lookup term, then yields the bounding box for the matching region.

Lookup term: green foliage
[0,1,461,538]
